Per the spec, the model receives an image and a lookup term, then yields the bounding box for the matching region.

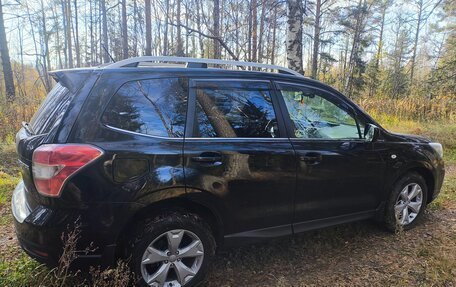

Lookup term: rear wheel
[384,172,428,231]
[127,212,216,287]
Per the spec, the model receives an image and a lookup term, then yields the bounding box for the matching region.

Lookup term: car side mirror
[364,124,379,142]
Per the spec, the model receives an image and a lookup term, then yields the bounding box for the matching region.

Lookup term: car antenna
[102,43,116,63]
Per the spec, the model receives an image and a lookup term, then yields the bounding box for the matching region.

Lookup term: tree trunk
[311,0,321,79]
[100,0,109,63]
[89,0,94,65]
[39,0,51,92]
[258,0,266,63]
[163,0,170,55]
[61,0,68,67]
[133,0,138,56]
[0,0,15,101]
[73,0,80,67]
[343,0,367,97]
[169,3,175,54]
[234,3,240,57]
[121,0,128,59]
[213,0,221,59]
[410,0,423,88]
[196,0,204,57]
[286,0,304,74]
[271,4,277,65]
[247,2,252,61]
[368,2,387,97]
[145,0,151,55]
[176,0,184,56]
[184,2,189,56]
[376,3,387,68]
[66,0,73,68]
[251,0,258,62]
[52,6,63,68]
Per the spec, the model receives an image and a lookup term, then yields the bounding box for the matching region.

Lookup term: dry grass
[359,95,456,122]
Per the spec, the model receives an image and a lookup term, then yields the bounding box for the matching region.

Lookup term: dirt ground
[205,207,456,286]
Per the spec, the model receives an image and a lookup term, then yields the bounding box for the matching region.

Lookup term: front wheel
[127,212,216,287]
[384,172,428,232]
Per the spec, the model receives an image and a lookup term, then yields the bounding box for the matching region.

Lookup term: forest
[0,0,456,286]
[0,0,455,140]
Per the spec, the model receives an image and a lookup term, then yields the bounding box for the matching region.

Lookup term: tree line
[0,0,454,104]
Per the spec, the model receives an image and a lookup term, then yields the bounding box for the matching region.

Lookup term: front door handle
[299,152,322,164]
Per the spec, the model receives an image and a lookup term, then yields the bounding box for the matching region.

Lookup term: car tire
[126,211,216,287]
[384,172,428,232]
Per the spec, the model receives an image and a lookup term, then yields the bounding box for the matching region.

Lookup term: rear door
[183,79,296,237]
[274,82,385,231]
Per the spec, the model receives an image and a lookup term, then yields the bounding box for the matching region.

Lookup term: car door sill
[222,210,378,247]
[223,223,292,247]
[292,210,377,234]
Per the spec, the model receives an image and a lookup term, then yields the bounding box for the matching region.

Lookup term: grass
[0,252,42,287]
[0,144,45,287]
[0,172,19,206]
[0,117,455,286]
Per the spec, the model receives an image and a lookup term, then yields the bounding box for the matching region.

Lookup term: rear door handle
[299,153,322,164]
[191,152,222,164]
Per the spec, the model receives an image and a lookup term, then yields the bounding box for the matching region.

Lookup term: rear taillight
[32,144,103,197]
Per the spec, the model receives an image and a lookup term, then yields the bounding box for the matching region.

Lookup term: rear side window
[30,83,73,134]
[193,81,278,138]
[102,78,188,138]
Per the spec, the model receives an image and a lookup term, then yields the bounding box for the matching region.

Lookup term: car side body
[13,64,445,273]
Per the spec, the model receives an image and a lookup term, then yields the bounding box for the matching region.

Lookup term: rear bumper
[12,181,116,268]
[17,234,58,266]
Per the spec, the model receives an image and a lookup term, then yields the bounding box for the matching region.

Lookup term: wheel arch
[392,164,435,203]
[115,193,224,259]
[407,166,435,203]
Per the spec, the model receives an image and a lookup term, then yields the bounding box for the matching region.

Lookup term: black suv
[13,57,445,287]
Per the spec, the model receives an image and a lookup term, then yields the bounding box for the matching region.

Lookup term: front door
[275,82,385,232]
[183,79,296,237]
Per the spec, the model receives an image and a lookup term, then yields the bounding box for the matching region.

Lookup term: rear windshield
[30,83,74,134]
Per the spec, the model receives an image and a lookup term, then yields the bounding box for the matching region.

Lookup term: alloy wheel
[140,229,204,287]
[394,183,423,226]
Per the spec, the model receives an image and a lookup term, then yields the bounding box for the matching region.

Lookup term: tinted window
[278,84,360,139]
[194,81,278,138]
[102,78,187,137]
[30,83,73,134]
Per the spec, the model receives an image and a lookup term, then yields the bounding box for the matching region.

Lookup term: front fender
[381,142,441,201]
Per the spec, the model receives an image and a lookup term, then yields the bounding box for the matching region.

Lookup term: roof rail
[103,56,304,77]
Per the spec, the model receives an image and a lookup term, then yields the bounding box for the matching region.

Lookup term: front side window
[194,81,278,138]
[278,84,360,139]
[102,78,187,138]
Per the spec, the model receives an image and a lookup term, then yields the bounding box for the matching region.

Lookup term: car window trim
[186,78,288,139]
[103,123,185,141]
[273,81,363,141]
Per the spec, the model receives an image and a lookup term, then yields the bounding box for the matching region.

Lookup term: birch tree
[286,0,304,74]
